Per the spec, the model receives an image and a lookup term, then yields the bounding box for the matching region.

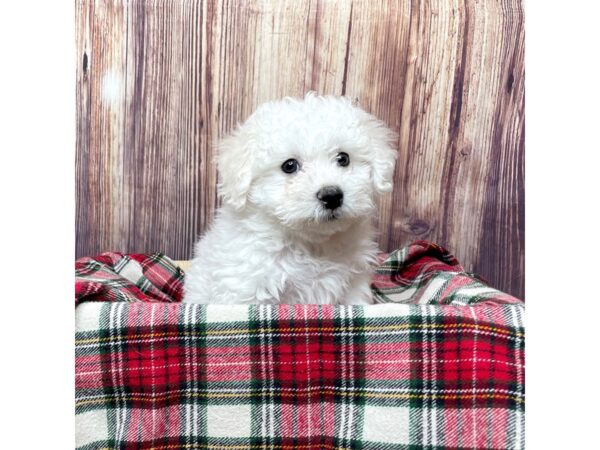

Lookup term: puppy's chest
[274,247,357,304]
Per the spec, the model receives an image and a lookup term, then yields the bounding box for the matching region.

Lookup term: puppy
[183,93,397,305]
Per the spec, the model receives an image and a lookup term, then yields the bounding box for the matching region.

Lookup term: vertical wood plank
[122,0,212,257]
[303,0,353,93]
[76,0,129,256]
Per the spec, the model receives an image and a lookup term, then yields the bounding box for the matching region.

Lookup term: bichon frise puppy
[183,93,397,305]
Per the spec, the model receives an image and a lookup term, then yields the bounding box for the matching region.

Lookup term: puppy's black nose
[316,186,344,210]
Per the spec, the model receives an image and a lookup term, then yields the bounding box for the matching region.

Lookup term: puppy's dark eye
[336,152,350,167]
[281,158,300,174]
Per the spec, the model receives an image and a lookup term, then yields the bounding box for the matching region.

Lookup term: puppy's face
[217,94,397,237]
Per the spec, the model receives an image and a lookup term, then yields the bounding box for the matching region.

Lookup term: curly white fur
[183,93,397,305]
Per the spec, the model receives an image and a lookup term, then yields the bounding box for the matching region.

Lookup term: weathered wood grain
[76,0,525,298]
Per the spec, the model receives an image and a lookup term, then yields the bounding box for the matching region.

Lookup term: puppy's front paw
[344,275,374,305]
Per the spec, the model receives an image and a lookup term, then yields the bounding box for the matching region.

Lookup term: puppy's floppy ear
[216,126,255,210]
[367,119,398,194]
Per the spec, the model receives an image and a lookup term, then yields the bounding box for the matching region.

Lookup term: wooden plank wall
[76,0,525,299]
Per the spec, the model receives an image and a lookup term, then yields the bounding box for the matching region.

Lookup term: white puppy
[183,93,397,305]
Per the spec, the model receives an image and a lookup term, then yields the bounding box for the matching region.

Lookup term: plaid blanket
[75,241,524,449]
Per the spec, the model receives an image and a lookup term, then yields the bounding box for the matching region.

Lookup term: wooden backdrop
[76,0,525,299]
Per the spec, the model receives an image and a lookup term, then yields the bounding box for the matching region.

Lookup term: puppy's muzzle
[316,186,344,210]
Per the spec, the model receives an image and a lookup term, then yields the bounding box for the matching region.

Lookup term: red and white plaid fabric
[75,241,524,449]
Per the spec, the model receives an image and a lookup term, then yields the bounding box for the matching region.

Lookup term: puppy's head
[217,93,397,236]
